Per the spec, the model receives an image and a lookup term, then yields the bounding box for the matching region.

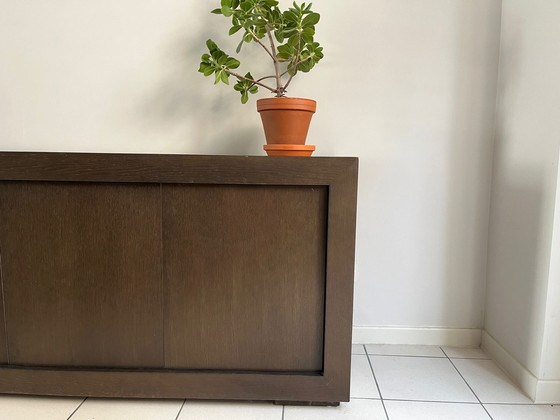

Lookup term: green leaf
[221,6,233,17]
[283,10,298,22]
[241,92,249,104]
[226,57,240,69]
[214,71,222,84]
[217,53,228,66]
[206,39,218,52]
[302,12,320,27]
[236,37,245,53]
[198,62,211,73]
[302,27,315,36]
[229,25,243,35]
[221,0,232,7]
[301,32,313,44]
[287,34,299,47]
[249,85,258,94]
[211,8,222,14]
[240,1,252,12]
[274,29,284,43]
[221,71,230,84]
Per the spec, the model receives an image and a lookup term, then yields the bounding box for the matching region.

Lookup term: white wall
[0,1,502,334]
[541,154,560,380]
[485,0,560,380]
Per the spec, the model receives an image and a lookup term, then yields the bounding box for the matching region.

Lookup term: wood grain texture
[0,367,341,401]
[0,182,164,368]
[0,153,358,403]
[321,159,359,401]
[0,152,354,185]
[163,185,327,372]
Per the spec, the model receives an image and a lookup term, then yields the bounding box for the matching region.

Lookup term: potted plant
[199,0,324,156]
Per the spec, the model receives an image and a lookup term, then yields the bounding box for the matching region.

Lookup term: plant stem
[265,25,284,96]
[223,69,277,93]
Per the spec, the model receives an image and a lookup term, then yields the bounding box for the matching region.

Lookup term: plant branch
[255,75,277,84]
[223,69,277,93]
[247,29,276,61]
[265,24,284,96]
[247,75,278,90]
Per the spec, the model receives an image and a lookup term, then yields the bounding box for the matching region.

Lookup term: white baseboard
[352,326,482,347]
[481,330,537,400]
[482,330,560,403]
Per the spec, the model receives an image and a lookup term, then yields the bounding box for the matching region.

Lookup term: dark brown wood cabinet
[0,152,358,404]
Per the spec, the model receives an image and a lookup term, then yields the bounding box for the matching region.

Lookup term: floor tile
[365,344,445,357]
[178,401,282,420]
[484,403,560,419]
[384,400,491,420]
[71,398,184,420]
[284,398,387,419]
[350,354,380,398]
[370,356,477,402]
[0,395,84,420]
[352,344,366,355]
[452,359,533,403]
[442,347,490,359]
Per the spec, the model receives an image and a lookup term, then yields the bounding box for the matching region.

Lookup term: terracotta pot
[257,97,316,156]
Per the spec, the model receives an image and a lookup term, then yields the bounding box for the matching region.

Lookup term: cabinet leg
[273,401,340,407]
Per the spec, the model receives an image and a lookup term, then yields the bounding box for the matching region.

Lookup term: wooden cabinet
[0,153,358,404]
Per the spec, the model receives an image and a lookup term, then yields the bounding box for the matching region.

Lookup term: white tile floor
[0,345,558,419]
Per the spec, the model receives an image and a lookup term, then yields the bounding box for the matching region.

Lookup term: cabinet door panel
[163,185,327,372]
[0,182,163,368]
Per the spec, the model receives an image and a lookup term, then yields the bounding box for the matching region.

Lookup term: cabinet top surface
[0,152,358,185]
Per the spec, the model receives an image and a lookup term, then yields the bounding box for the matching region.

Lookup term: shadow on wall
[137,8,263,155]
[489,162,547,369]
[484,10,549,371]
[440,0,504,333]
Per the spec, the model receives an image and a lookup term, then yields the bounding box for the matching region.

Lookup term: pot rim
[257,97,317,112]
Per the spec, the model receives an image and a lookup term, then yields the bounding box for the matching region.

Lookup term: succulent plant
[199,1,324,103]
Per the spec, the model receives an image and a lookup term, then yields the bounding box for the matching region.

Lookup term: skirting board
[481,331,560,403]
[352,326,482,347]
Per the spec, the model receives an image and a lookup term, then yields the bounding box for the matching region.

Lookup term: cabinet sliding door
[0,182,164,368]
[162,184,328,373]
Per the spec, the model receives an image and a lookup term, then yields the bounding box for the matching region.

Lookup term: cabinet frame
[0,152,358,403]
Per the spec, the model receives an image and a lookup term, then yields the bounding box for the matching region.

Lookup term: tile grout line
[364,345,390,420]
[440,347,494,420]
[370,398,484,405]
[362,354,448,359]
[173,399,187,420]
[66,397,87,420]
